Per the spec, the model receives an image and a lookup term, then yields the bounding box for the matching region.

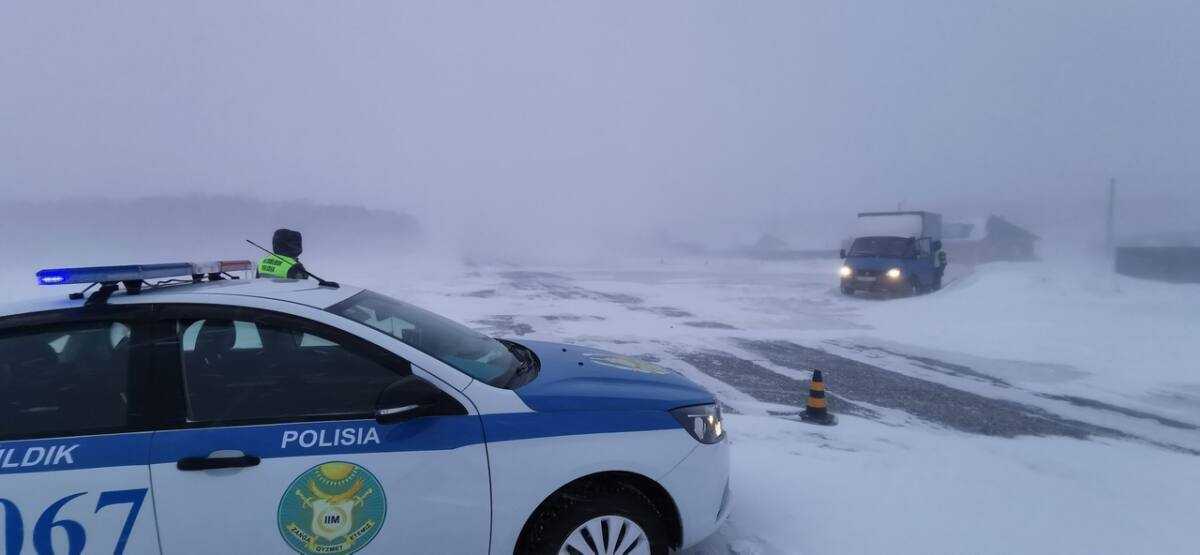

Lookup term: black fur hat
[272,228,303,258]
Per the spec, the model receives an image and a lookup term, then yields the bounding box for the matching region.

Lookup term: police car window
[299,333,338,347]
[46,321,129,354]
[329,290,521,386]
[48,334,70,353]
[0,321,133,439]
[110,322,131,347]
[177,318,405,423]
[181,320,262,351]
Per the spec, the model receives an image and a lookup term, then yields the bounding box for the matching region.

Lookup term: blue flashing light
[36,263,194,286]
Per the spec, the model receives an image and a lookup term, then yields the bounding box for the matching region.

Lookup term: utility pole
[1105,178,1116,254]
[771,182,781,237]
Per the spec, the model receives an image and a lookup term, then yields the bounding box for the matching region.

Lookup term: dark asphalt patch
[498,270,567,280]
[831,341,1200,434]
[832,341,1011,388]
[1148,384,1200,414]
[683,321,739,330]
[473,315,534,336]
[1038,393,1199,430]
[541,314,606,322]
[598,292,645,305]
[500,271,644,304]
[734,339,1130,440]
[630,305,694,318]
[500,271,693,318]
[676,350,879,419]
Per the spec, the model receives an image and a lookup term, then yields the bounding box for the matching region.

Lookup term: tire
[516,480,671,555]
[841,285,855,296]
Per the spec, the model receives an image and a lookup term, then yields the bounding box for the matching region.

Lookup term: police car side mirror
[375,375,466,424]
[839,249,846,259]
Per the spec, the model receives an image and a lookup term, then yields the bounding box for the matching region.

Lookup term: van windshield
[328,290,521,386]
[848,236,915,258]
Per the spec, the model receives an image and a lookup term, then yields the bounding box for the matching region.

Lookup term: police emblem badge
[278,462,387,554]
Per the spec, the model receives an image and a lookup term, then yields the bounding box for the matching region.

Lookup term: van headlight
[886,268,902,279]
[839,266,853,278]
[670,404,726,444]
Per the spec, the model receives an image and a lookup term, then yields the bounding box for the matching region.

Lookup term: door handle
[177,452,261,471]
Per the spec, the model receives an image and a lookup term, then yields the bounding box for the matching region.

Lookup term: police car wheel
[561,515,651,555]
[517,480,670,555]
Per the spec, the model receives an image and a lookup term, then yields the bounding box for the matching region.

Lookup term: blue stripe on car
[0,411,682,474]
[0,433,150,475]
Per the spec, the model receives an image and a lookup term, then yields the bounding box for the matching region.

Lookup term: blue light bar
[37,263,195,286]
[36,260,254,286]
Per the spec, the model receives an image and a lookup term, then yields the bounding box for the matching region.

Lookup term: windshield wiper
[497,339,540,388]
[503,358,534,387]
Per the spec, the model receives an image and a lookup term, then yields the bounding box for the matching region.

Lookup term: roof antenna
[246,238,339,288]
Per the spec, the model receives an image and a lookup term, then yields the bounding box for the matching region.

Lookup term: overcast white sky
[2,1,1198,251]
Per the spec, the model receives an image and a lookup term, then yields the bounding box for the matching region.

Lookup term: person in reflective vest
[257,228,310,279]
[257,253,308,278]
[933,241,948,289]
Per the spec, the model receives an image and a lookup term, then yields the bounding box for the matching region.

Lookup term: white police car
[0,261,730,554]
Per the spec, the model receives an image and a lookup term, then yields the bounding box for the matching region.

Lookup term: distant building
[943,215,1039,265]
[752,233,789,252]
[1115,230,1200,283]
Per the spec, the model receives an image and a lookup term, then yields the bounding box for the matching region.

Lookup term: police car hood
[511,340,715,412]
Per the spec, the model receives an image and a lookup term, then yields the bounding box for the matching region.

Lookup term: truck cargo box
[855,211,942,240]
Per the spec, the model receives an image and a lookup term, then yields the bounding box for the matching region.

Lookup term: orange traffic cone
[801,369,837,425]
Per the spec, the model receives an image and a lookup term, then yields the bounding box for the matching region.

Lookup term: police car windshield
[848,236,915,258]
[329,290,521,387]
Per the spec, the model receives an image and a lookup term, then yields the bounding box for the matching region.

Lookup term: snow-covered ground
[353,255,1200,554]
[855,259,1200,413]
[4,254,1198,553]
[701,412,1199,554]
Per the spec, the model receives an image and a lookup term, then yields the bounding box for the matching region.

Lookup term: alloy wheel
[558,515,651,555]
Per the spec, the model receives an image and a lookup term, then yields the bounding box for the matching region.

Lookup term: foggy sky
[3,1,1199,252]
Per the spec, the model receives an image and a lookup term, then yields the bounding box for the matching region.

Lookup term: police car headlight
[886,268,902,279]
[671,404,726,444]
[839,266,853,278]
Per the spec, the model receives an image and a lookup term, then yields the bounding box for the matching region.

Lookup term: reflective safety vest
[257,254,305,279]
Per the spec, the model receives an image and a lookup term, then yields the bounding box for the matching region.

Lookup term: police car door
[0,311,160,554]
[147,305,491,554]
